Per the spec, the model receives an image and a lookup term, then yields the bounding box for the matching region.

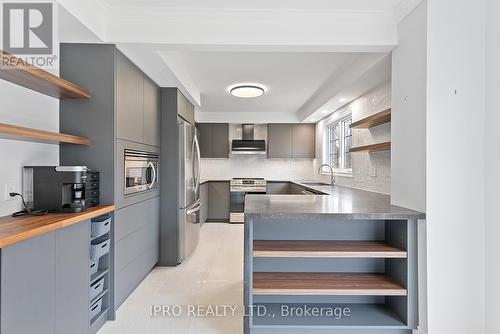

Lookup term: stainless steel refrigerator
[178,117,201,262]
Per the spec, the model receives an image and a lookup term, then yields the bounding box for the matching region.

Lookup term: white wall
[391,4,428,334]
[485,0,500,332]
[0,82,59,217]
[200,124,314,181]
[391,2,427,213]
[315,81,391,194]
[0,3,94,217]
[426,1,486,333]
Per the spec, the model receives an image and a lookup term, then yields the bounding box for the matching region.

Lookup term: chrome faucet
[318,163,335,186]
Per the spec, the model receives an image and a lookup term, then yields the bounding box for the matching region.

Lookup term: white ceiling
[102,0,404,11]
[162,51,354,114]
[58,0,422,122]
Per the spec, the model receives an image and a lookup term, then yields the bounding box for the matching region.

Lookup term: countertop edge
[0,205,115,248]
[245,212,426,220]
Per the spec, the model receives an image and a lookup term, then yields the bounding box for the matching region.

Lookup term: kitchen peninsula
[243,184,425,334]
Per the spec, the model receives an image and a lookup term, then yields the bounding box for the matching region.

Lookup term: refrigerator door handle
[186,199,201,215]
[193,132,201,196]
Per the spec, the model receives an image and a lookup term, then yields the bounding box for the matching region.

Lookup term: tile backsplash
[315,81,391,194]
[200,123,315,181]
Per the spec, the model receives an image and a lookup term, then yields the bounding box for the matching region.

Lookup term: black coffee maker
[23,166,88,213]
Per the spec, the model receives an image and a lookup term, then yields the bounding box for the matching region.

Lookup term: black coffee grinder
[23,166,89,213]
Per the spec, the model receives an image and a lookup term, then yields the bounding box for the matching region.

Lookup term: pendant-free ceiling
[229,84,266,98]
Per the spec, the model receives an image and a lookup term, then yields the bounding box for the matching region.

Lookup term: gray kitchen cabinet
[292,123,316,158]
[289,182,306,194]
[200,182,208,224]
[177,90,195,125]
[266,181,291,194]
[197,123,229,158]
[55,221,91,334]
[117,51,144,143]
[268,123,316,159]
[114,196,159,307]
[212,123,230,158]
[0,219,110,334]
[197,123,213,158]
[1,232,56,334]
[143,75,161,147]
[267,124,293,158]
[207,181,230,221]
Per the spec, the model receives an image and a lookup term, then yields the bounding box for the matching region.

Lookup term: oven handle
[147,161,156,189]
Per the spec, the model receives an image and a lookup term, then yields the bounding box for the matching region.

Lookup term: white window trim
[321,108,353,176]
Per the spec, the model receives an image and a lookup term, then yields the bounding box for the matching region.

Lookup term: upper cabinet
[268,124,315,159]
[267,124,293,158]
[197,123,229,158]
[177,91,195,125]
[116,51,160,147]
[292,124,316,158]
[143,75,161,146]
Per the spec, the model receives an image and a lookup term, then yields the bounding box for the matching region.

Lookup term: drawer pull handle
[91,304,99,311]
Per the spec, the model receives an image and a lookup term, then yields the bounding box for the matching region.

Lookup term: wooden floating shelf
[253,272,407,296]
[0,122,90,145]
[350,142,391,153]
[253,240,407,258]
[0,50,91,99]
[350,108,391,129]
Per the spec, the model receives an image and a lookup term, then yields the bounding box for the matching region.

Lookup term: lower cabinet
[114,196,160,307]
[56,221,92,334]
[1,232,57,334]
[207,181,230,222]
[266,181,291,194]
[0,217,113,334]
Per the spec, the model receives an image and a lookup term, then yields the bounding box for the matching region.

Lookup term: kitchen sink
[298,181,331,187]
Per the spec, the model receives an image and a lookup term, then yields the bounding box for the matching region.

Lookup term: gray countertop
[245,181,425,220]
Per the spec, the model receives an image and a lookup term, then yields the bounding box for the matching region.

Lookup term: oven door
[124,150,159,195]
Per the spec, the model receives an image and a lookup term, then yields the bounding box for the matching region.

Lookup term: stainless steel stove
[230,178,267,223]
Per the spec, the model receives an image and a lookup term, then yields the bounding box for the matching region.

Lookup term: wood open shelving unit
[350,142,391,153]
[253,240,407,258]
[350,108,391,129]
[0,50,91,99]
[253,272,407,296]
[0,122,90,145]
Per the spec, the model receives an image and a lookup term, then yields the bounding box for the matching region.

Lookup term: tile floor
[99,223,244,334]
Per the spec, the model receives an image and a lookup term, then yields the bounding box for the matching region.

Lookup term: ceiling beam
[105,8,397,52]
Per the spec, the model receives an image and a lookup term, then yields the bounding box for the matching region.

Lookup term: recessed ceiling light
[339,98,348,103]
[229,84,266,98]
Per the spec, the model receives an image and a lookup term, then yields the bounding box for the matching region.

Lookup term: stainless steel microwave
[124,149,159,195]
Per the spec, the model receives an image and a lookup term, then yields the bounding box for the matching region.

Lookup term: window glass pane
[345,153,351,169]
[343,118,352,136]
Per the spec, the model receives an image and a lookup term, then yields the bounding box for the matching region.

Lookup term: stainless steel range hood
[231,124,266,155]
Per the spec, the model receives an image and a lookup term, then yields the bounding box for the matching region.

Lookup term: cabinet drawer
[115,219,159,272]
[115,197,159,242]
[115,245,158,307]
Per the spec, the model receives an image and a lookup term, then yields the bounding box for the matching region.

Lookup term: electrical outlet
[4,183,16,201]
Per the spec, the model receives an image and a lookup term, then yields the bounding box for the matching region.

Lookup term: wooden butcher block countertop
[0,205,115,248]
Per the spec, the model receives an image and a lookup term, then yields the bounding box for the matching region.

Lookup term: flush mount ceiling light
[229,84,266,98]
